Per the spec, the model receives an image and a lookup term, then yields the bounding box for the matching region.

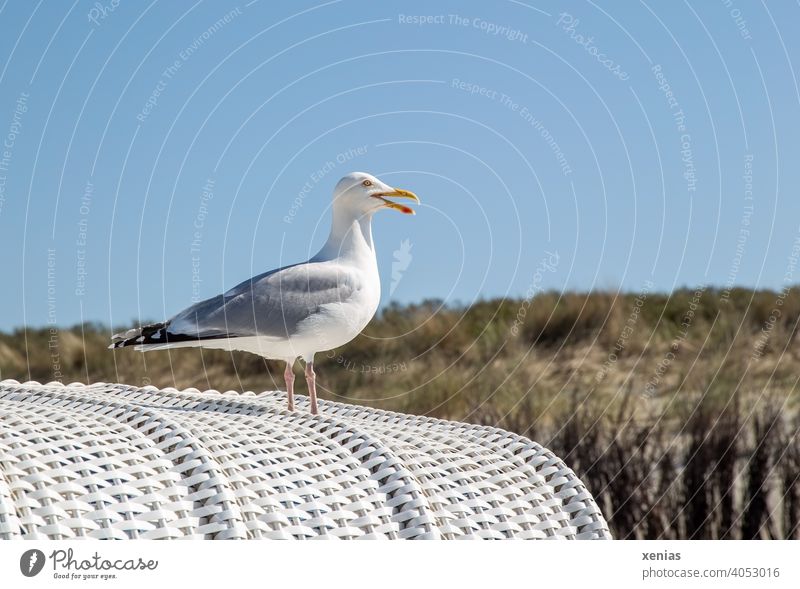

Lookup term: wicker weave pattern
[0,380,611,540]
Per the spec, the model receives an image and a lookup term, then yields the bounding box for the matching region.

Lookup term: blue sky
[0,0,798,330]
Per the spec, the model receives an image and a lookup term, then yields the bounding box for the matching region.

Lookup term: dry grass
[2,287,799,538]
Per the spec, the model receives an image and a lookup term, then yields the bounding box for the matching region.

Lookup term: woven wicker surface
[0,380,611,540]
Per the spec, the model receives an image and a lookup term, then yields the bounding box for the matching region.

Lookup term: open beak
[373,188,420,215]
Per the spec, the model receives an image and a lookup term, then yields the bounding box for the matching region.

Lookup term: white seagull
[110,172,419,414]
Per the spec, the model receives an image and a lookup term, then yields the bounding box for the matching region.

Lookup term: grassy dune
[2,287,799,539]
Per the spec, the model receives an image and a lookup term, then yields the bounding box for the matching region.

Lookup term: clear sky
[0,0,798,331]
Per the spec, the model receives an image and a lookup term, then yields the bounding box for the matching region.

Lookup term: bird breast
[296,264,380,352]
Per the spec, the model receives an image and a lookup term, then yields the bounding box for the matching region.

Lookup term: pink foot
[284,362,295,411]
[305,361,318,415]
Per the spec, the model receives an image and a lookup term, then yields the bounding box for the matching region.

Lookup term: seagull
[110,172,419,414]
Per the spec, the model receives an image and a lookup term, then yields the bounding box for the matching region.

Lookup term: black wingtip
[110,321,169,349]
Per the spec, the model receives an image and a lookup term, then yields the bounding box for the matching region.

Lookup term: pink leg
[284,362,295,411]
[305,361,318,415]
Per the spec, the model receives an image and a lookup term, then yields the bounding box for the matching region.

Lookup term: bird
[110,172,419,415]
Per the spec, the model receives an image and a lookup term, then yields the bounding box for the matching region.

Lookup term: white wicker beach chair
[0,380,611,540]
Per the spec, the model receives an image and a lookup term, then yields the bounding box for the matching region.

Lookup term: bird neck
[317,209,376,263]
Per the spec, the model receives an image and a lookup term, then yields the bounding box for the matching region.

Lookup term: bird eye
[362,180,372,187]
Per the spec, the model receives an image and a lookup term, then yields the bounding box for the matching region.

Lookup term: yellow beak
[373,188,420,215]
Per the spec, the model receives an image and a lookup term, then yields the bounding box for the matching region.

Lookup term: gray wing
[166,261,359,340]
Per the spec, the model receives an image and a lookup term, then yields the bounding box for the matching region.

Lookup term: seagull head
[333,172,420,217]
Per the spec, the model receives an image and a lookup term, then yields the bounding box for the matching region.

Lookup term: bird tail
[109,321,170,349]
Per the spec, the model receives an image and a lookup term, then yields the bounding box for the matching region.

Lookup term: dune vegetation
[2,286,799,539]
